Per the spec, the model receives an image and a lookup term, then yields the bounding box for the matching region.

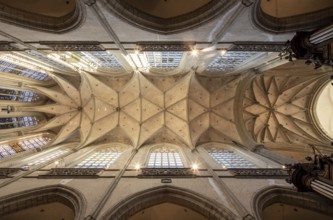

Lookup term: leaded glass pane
[146,51,183,70]
[26,149,69,166]
[74,151,121,169]
[208,150,257,168]
[0,60,50,81]
[147,148,184,168]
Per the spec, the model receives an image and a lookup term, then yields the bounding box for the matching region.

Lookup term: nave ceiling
[12,60,331,159]
[0,0,332,164]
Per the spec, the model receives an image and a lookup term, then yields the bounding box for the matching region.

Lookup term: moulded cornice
[0,0,86,33]
[252,0,333,33]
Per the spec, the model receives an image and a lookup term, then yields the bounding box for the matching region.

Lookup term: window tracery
[75,51,123,69]
[146,51,183,71]
[205,51,258,73]
[208,149,257,168]
[25,149,69,167]
[74,149,121,169]
[0,136,51,159]
[0,116,40,129]
[147,146,184,168]
[0,60,50,81]
[0,88,40,102]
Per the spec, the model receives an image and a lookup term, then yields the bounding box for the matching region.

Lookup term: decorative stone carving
[0,168,22,178]
[242,72,325,145]
[41,168,103,177]
[83,0,96,6]
[243,214,255,220]
[229,168,288,178]
[139,168,195,177]
[40,41,104,51]
[0,42,22,51]
[242,0,254,7]
[137,42,195,51]
[230,42,286,52]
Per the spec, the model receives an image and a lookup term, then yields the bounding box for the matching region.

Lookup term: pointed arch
[252,0,333,33]
[102,185,237,220]
[0,185,87,220]
[0,0,85,33]
[252,186,333,220]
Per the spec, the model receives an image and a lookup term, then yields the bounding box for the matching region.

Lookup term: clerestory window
[147,147,184,168]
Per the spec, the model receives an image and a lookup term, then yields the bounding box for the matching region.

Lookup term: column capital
[83,0,96,6]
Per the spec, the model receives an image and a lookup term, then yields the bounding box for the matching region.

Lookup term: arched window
[0,59,50,81]
[0,88,40,102]
[25,149,69,167]
[0,116,40,129]
[147,146,184,168]
[74,148,121,169]
[146,51,183,70]
[75,51,123,70]
[208,149,257,168]
[0,135,52,159]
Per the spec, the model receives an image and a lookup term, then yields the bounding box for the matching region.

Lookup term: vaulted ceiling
[19,60,331,155]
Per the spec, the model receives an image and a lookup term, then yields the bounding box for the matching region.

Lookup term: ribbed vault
[189,75,241,146]
[22,61,331,157]
[242,62,329,149]
[26,71,245,149]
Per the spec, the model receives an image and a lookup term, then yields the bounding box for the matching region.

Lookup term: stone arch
[252,186,333,220]
[102,185,237,220]
[0,0,85,33]
[0,185,87,220]
[105,0,238,34]
[252,0,333,33]
[309,76,333,141]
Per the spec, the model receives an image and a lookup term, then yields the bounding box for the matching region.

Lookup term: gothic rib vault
[17,60,331,156]
[25,70,242,149]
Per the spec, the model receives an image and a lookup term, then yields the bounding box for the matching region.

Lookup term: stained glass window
[208,149,257,168]
[0,89,40,102]
[0,116,39,129]
[0,60,50,81]
[0,136,51,159]
[147,147,184,168]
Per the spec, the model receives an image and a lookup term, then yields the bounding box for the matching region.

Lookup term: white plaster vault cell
[206,51,257,72]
